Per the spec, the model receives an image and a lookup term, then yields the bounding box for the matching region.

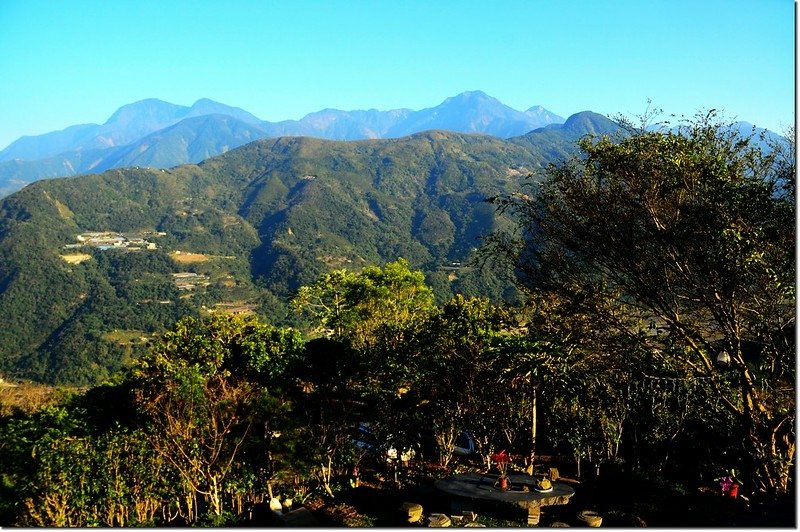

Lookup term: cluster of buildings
[172,272,211,291]
[64,231,164,251]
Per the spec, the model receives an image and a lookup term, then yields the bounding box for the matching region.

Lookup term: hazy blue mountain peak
[103,98,185,126]
[188,99,262,124]
[440,90,504,108]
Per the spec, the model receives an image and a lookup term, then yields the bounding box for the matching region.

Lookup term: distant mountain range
[0,91,565,196]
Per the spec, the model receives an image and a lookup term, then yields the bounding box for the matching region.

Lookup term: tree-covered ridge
[0,128,592,385]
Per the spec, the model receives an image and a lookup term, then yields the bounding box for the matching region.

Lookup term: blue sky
[0,0,794,149]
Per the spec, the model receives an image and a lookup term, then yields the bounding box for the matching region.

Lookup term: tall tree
[421,296,521,466]
[291,259,438,468]
[130,314,302,522]
[291,258,436,394]
[487,113,795,494]
[292,258,435,347]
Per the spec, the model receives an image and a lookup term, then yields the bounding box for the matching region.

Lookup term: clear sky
[0,0,794,149]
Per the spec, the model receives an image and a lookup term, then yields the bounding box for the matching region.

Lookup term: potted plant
[716,469,742,498]
[492,450,511,489]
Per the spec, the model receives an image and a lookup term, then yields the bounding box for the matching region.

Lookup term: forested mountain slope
[0,115,620,385]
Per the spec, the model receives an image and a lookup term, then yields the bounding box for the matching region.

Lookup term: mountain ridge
[0,93,783,199]
[1,92,563,159]
[0,92,565,196]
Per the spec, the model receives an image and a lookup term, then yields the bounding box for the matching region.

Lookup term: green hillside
[0,129,595,385]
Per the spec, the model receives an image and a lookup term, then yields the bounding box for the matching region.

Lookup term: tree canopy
[487,112,795,494]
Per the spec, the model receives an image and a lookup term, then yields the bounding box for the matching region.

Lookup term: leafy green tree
[292,258,435,347]
[130,313,302,522]
[291,269,354,338]
[488,112,795,494]
[291,260,437,489]
[0,405,88,525]
[417,295,515,467]
[0,403,169,527]
[506,290,648,473]
[1,314,303,527]
[292,259,436,406]
[286,338,362,498]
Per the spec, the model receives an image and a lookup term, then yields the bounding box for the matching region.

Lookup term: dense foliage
[0,113,792,526]
[0,125,614,385]
[3,263,537,526]
[0,232,793,525]
[486,112,795,494]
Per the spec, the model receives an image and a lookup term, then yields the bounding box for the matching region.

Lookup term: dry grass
[60,253,92,264]
[102,329,153,346]
[211,301,259,315]
[0,381,66,417]
[170,251,211,264]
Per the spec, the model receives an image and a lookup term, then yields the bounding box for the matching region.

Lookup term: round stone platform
[435,472,575,513]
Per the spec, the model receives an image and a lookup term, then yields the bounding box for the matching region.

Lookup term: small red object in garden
[717,469,742,498]
[491,450,511,474]
[492,450,511,490]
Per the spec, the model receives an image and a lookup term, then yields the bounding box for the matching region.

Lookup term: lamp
[716,350,731,367]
